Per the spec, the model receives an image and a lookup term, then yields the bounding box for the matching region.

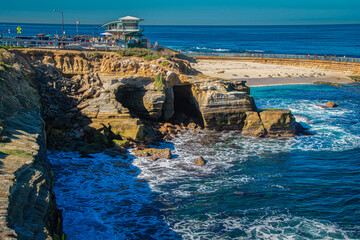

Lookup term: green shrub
[118,48,162,61]
[162,60,170,66]
[92,52,100,58]
[349,76,360,82]
[154,73,165,91]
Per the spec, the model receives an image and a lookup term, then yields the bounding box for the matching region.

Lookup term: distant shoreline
[191,58,358,86]
[234,77,353,87]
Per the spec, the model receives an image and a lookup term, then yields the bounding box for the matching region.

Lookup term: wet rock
[259,109,299,137]
[113,139,130,149]
[187,123,199,129]
[234,191,244,195]
[133,148,172,160]
[326,101,338,108]
[314,81,342,87]
[316,105,328,109]
[241,111,266,137]
[79,143,103,155]
[193,156,206,166]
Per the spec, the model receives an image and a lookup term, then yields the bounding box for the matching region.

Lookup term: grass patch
[154,73,166,91]
[0,46,25,50]
[162,60,170,66]
[118,48,162,61]
[349,76,360,82]
[92,52,100,58]
[0,148,33,158]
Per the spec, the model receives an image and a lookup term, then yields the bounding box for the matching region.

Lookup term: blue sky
[0,0,359,25]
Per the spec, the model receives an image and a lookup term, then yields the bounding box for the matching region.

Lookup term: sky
[0,0,359,25]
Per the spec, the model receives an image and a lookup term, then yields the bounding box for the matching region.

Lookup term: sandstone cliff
[0,49,64,239]
[8,48,303,151]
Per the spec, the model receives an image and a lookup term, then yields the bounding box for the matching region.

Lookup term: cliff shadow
[171,85,204,127]
[115,86,150,119]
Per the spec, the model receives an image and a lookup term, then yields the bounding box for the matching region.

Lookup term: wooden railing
[181,51,360,64]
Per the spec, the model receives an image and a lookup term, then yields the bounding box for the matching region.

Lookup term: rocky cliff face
[0,49,64,239]
[9,48,303,149]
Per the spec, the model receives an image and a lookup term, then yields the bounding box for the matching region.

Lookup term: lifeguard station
[102,16,150,48]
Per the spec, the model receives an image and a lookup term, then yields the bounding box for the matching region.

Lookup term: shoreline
[234,77,354,87]
[191,59,357,86]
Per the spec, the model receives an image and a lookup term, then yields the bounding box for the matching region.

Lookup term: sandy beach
[192,59,354,86]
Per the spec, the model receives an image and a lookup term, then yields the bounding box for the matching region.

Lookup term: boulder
[79,143,103,155]
[326,101,338,108]
[193,156,206,166]
[259,109,299,137]
[143,89,166,119]
[241,111,266,137]
[133,148,172,160]
[113,139,130,149]
[103,118,144,142]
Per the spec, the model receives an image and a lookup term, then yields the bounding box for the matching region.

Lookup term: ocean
[1,23,360,57]
[48,84,360,239]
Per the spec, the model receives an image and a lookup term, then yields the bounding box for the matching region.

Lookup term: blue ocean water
[1,23,360,57]
[48,83,360,239]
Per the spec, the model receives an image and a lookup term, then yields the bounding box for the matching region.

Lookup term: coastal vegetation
[117,48,162,60]
[154,73,166,91]
[162,60,170,66]
[349,76,360,82]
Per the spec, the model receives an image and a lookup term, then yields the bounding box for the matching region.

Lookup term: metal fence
[181,51,360,64]
[0,38,125,51]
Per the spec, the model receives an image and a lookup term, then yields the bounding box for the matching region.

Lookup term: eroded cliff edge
[0,47,304,238]
[0,50,64,239]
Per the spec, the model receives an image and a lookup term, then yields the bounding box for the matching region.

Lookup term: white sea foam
[194,47,231,52]
[167,213,350,240]
[254,98,360,152]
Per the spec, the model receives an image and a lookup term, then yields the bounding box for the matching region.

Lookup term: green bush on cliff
[154,73,165,91]
[162,60,170,66]
[117,48,161,61]
[349,76,360,82]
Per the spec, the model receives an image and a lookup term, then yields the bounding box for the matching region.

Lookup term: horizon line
[1,21,360,27]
